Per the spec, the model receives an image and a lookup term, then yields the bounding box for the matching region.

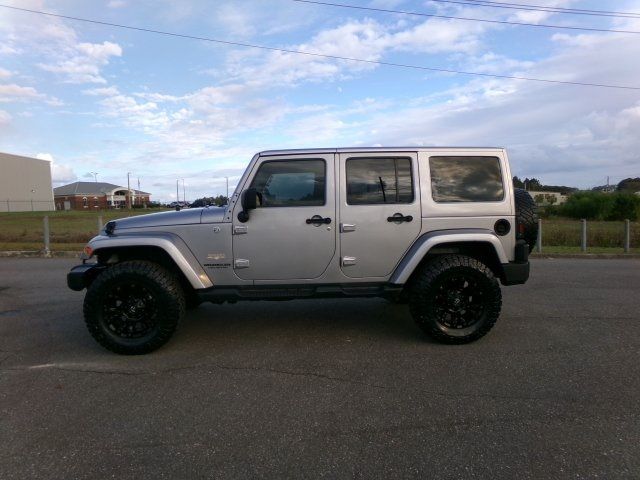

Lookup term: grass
[0,209,169,250]
[0,211,637,254]
[540,219,639,249]
[531,246,639,255]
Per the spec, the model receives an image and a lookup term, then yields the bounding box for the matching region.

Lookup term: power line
[1,3,639,91]
[430,0,640,19]
[291,0,640,34]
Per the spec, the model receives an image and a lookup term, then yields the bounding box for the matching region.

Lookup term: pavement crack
[3,361,388,389]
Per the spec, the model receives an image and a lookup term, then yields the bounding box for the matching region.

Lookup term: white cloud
[0,109,11,126]
[39,41,122,84]
[83,86,120,96]
[0,67,12,79]
[107,0,126,8]
[37,153,77,185]
[0,84,44,102]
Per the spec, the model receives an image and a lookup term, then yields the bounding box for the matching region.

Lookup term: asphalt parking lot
[1,257,639,479]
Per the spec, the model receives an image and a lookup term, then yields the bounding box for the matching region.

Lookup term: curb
[530,253,640,259]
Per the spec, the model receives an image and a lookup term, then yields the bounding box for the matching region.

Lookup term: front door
[338,152,421,278]
[232,154,336,281]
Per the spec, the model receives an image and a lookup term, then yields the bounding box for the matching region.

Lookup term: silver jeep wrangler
[68,148,537,354]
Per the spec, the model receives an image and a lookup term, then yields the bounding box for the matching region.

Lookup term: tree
[617,178,640,193]
[190,195,228,207]
[512,176,524,189]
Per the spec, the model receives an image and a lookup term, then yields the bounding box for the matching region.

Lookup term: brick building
[53,182,151,210]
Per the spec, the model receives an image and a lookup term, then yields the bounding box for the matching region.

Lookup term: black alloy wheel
[409,255,502,344]
[84,260,185,355]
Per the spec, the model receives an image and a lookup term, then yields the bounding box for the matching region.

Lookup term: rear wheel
[83,260,185,355]
[409,255,502,344]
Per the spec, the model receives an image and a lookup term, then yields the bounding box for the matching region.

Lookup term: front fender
[390,229,508,285]
[87,233,213,289]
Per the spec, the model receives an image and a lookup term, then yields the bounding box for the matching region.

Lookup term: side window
[430,156,504,203]
[249,159,325,207]
[346,157,413,205]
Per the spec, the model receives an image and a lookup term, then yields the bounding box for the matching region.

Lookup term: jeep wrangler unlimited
[68,148,537,354]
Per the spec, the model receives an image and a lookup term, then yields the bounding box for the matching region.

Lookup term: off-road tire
[83,260,185,355]
[514,188,538,252]
[409,255,502,344]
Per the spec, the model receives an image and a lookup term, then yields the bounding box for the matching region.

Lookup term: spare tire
[514,188,538,252]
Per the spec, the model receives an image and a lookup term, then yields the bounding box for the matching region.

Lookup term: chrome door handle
[387,213,413,223]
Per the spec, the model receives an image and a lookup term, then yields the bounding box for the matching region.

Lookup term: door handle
[387,213,413,223]
[306,215,332,226]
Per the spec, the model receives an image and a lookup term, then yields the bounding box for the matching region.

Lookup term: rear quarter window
[429,156,504,203]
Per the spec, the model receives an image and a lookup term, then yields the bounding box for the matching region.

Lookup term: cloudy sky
[1,0,639,201]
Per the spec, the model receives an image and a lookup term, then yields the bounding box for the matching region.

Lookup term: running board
[196,283,402,303]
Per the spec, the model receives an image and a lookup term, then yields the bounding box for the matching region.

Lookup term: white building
[0,152,55,212]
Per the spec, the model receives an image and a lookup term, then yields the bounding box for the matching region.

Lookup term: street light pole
[225,176,229,201]
[182,179,186,205]
[127,172,131,209]
[89,172,98,183]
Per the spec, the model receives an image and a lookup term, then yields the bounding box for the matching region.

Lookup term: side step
[196,283,403,303]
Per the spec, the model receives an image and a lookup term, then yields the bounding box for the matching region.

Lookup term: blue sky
[1,0,639,201]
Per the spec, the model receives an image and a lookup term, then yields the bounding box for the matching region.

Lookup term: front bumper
[67,263,106,291]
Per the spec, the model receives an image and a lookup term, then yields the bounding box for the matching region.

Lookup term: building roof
[53,181,150,196]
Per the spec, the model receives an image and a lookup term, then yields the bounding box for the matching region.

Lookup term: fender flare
[390,229,509,285]
[87,233,213,289]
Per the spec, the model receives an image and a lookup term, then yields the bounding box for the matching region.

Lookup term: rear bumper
[67,263,105,291]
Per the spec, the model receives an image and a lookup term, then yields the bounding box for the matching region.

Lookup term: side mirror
[238,188,260,223]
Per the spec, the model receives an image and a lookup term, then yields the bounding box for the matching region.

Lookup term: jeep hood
[112,206,226,230]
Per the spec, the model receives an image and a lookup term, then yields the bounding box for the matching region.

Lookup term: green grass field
[0,209,169,251]
[0,211,637,254]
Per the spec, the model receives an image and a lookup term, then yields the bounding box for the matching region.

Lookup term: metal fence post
[624,219,630,253]
[43,216,51,257]
[6,199,10,212]
[536,219,542,253]
[98,215,103,233]
[581,219,587,252]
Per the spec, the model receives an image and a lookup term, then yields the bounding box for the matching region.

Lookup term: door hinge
[233,225,248,235]
[340,223,356,233]
[234,259,250,269]
[341,256,357,266]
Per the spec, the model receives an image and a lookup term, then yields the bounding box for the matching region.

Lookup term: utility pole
[182,179,186,205]
[225,177,229,201]
[176,179,179,205]
[127,172,132,209]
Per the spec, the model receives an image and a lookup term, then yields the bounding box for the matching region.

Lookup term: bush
[558,191,640,221]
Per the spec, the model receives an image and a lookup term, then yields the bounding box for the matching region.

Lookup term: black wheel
[83,260,185,355]
[409,255,502,344]
[514,188,538,252]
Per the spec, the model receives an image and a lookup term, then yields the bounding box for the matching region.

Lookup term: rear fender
[390,229,508,285]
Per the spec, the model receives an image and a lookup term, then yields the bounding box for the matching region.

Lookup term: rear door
[338,152,421,278]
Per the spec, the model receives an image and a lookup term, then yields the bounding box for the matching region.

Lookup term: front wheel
[409,255,502,344]
[83,260,185,355]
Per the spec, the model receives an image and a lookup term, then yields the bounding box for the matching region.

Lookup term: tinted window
[346,157,413,205]
[250,159,325,207]
[429,156,504,202]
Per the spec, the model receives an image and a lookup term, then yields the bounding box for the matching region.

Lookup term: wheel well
[94,246,196,296]
[406,241,504,287]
